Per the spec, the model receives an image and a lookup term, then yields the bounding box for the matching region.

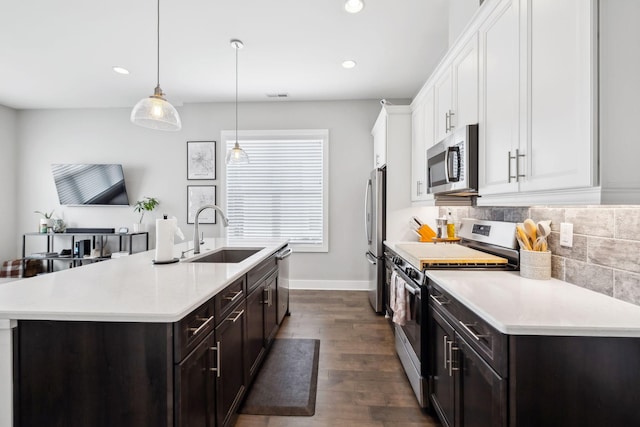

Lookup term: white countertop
[385,241,640,338]
[0,238,288,323]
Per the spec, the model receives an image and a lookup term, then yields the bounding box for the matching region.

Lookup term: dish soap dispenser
[447,211,456,239]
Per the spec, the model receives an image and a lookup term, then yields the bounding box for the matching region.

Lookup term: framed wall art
[187,185,217,224]
[187,141,216,180]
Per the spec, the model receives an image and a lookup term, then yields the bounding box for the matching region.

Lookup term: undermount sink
[189,248,263,263]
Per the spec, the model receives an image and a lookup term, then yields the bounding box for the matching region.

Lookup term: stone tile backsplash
[438,205,640,306]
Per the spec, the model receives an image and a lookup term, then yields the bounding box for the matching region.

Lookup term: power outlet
[560,222,574,247]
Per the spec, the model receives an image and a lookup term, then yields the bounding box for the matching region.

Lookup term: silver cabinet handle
[515,148,525,181]
[509,149,526,182]
[223,290,243,302]
[448,110,455,132]
[459,321,488,341]
[365,252,377,265]
[417,180,422,196]
[443,335,449,370]
[210,342,221,378]
[189,315,214,337]
[430,294,449,306]
[227,310,244,323]
[445,111,450,133]
[447,340,459,376]
[508,151,514,182]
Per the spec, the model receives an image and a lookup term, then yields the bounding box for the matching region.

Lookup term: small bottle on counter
[447,211,456,238]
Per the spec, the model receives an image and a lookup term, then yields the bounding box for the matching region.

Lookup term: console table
[22,232,149,272]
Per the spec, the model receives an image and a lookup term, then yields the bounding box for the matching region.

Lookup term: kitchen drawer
[247,255,277,292]
[174,298,216,362]
[215,276,245,326]
[429,282,508,377]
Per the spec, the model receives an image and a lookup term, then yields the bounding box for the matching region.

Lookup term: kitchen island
[0,238,289,427]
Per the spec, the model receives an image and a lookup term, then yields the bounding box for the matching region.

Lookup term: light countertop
[385,241,640,338]
[0,238,288,323]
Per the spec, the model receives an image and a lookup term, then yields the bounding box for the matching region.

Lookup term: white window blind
[224,130,328,252]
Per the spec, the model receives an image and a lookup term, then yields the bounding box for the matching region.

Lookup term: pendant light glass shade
[226,141,250,164]
[226,39,249,165]
[131,86,182,131]
[130,0,182,131]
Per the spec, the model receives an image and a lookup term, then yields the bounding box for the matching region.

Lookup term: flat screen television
[51,164,130,206]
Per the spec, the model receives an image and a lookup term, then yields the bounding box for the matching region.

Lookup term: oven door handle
[404,282,420,297]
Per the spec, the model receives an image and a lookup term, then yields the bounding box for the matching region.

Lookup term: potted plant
[34,210,54,233]
[133,197,159,232]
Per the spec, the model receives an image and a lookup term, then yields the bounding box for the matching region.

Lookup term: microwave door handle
[447,146,461,182]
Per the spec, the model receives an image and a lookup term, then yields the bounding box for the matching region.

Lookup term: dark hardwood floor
[234,290,440,427]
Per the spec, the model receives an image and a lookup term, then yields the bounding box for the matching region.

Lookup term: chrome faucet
[193,204,230,254]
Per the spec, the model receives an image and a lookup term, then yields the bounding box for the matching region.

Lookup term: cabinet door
[518,0,595,193]
[215,307,246,427]
[478,0,521,195]
[457,334,507,427]
[434,68,453,143]
[245,285,265,382]
[453,33,479,131]
[263,271,279,347]
[175,331,216,427]
[372,110,387,168]
[430,310,457,427]
[411,97,431,201]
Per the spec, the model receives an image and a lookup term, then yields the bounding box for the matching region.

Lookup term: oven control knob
[393,256,402,266]
[405,269,417,280]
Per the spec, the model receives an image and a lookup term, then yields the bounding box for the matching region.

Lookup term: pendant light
[226,39,249,165]
[130,0,182,131]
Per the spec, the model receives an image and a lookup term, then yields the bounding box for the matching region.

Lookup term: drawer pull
[224,290,243,302]
[447,340,459,376]
[430,294,449,306]
[188,315,214,337]
[226,310,244,323]
[459,321,488,341]
[209,341,221,378]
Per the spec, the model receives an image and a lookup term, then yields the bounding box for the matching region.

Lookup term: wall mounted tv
[51,164,130,206]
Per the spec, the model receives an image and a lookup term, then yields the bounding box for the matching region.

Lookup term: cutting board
[395,242,508,269]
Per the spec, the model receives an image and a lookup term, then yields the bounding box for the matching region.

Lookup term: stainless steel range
[384,218,519,409]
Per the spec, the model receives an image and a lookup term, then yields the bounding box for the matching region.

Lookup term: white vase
[132,223,146,233]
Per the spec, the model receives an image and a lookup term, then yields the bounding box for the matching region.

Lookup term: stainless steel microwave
[427,124,478,196]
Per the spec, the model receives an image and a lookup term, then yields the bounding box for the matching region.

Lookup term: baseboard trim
[289,280,369,291]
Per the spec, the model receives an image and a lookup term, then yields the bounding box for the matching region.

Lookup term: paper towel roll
[155,218,177,262]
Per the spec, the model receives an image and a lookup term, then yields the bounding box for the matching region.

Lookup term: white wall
[448,0,480,47]
[13,100,381,286]
[0,105,17,263]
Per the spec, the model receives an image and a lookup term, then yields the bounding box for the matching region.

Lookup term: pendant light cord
[156,0,160,87]
[235,43,239,147]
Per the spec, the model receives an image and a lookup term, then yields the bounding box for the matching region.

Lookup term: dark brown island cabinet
[13,250,287,427]
[428,280,640,427]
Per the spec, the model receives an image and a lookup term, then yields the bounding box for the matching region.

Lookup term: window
[223,130,328,252]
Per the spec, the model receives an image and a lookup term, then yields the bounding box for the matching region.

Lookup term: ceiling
[0,0,450,110]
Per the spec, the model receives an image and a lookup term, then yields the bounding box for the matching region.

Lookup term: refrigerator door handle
[364,178,372,244]
[365,252,377,265]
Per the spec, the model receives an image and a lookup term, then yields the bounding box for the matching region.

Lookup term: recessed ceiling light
[342,60,357,69]
[344,0,364,14]
[112,66,130,75]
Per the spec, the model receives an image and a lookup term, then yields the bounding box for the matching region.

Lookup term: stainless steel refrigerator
[364,167,385,313]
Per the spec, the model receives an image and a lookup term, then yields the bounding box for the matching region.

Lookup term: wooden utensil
[516,225,533,251]
[523,219,537,246]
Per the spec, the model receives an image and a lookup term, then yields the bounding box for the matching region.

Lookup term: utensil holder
[520,249,551,280]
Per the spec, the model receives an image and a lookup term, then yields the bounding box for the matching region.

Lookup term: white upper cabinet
[477,0,521,195]
[411,87,435,202]
[477,0,596,203]
[518,0,596,194]
[372,111,387,168]
[434,35,479,144]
